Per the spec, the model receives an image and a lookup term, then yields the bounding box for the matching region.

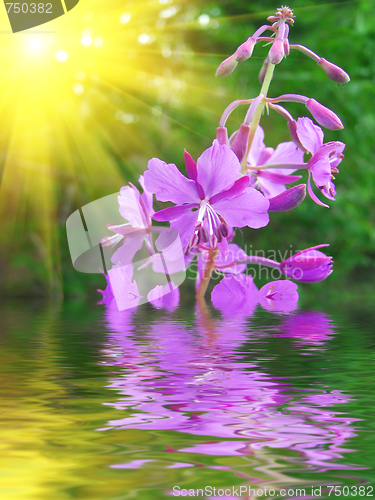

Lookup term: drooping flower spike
[87,5,350,308]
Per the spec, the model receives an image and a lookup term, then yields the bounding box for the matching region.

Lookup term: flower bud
[216,126,229,146]
[268,38,285,65]
[306,98,343,130]
[268,184,306,212]
[235,37,256,62]
[216,54,238,77]
[259,58,270,84]
[317,58,350,84]
[280,245,333,283]
[230,124,250,163]
[283,37,290,56]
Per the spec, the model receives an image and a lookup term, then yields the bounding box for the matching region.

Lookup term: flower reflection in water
[98,304,360,485]
[279,311,338,353]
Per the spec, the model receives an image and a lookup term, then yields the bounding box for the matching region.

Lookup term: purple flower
[258,280,299,313]
[296,117,345,207]
[280,311,338,352]
[246,126,304,199]
[107,264,142,310]
[102,175,154,265]
[211,274,259,316]
[280,244,333,282]
[211,274,299,315]
[147,283,180,311]
[144,140,269,255]
[97,272,115,307]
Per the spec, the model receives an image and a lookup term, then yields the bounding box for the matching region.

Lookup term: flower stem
[241,61,275,172]
[196,248,219,302]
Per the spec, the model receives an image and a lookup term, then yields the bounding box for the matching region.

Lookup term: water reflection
[99,304,360,478]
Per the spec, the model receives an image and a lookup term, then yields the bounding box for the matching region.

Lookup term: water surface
[0,297,374,499]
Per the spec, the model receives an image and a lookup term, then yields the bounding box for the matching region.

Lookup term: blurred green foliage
[1,0,374,298]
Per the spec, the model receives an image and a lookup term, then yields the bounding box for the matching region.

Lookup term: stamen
[199,226,209,243]
[184,242,191,256]
[214,226,223,243]
[209,234,218,248]
[220,223,229,238]
[189,232,200,248]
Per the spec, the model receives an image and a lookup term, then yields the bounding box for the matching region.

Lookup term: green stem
[241,62,275,173]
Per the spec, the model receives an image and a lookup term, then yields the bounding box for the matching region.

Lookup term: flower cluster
[98,6,348,311]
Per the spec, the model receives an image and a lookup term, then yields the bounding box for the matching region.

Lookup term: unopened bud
[283,37,290,56]
[216,54,238,77]
[317,58,350,84]
[306,98,343,130]
[216,127,229,146]
[259,58,270,84]
[235,37,256,62]
[268,184,306,212]
[268,38,285,65]
[230,124,250,163]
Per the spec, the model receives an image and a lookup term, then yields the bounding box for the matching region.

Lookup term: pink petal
[307,171,329,208]
[118,186,147,227]
[108,265,142,311]
[210,176,249,204]
[296,117,324,155]
[147,283,180,311]
[211,274,258,316]
[196,140,241,199]
[144,158,199,205]
[170,210,199,247]
[247,125,266,166]
[111,235,145,266]
[138,175,154,218]
[259,280,299,313]
[211,275,248,310]
[213,187,269,229]
[153,203,197,222]
[258,171,302,184]
[310,158,331,187]
[267,141,304,165]
[215,243,247,274]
